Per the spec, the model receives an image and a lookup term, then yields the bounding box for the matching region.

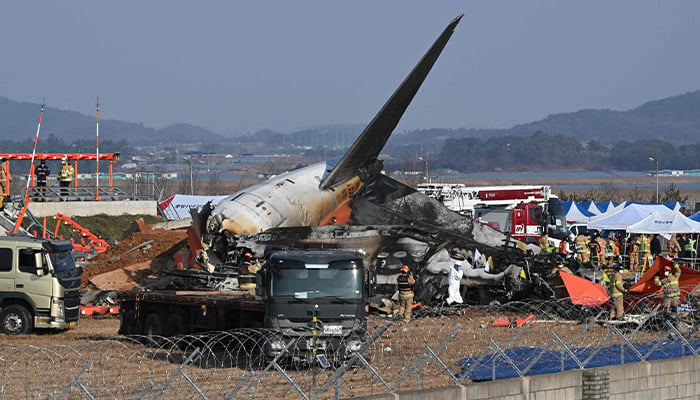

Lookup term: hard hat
[400,265,409,273]
[614,264,624,271]
[244,252,252,258]
[665,265,672,271]
[61,156,68,162]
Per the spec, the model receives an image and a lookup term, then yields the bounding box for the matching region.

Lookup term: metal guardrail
[25,186,140,201]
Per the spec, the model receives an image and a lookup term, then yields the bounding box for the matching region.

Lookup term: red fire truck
[416,184,567,244]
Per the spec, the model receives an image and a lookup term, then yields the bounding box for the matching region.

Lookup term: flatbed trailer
[117,290,265,336]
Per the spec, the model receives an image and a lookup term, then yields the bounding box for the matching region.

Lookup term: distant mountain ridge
[0,97,228,146]
[394,90,700,145]
[1,90,700,148]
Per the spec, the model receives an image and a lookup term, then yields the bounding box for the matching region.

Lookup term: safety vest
[59,164,74,182]
[559,241,567,255]
[538,237,552,253]
[239,260,261,290]
[685,239,697,255]
[640,237,650,253]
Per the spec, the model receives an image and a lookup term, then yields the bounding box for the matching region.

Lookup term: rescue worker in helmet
[609,264,627,320]
[575,232,590,263]
[551,257,572,276]
[58,156,74,196]
[587,233,602,266]
[396,265,415,320]
[239,251,262,292]
[655,263,682,314]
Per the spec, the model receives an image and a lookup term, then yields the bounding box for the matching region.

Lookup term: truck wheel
[143,313,164,337]
[0,304,32,335]
[165,314,186,337]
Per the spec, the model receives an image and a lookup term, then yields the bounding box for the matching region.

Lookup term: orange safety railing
[0,152,120,193]
[53,213,109,254]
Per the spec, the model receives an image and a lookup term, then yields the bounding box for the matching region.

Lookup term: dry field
[0,306,687,399]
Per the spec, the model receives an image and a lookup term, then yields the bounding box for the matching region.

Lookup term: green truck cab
[0,236,82,334]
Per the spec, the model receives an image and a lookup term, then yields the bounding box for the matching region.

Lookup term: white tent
[595,201,617,214]
[626,211,700,234]
[588,204,674,231]
[565,201,595,224]
[581,201,602,216]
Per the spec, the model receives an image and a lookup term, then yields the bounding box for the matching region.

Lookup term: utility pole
[648,156,659,203]
[418,156,430,184]
[183,158,193,195]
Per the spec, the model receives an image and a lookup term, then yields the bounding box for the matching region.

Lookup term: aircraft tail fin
[320,15,462,190]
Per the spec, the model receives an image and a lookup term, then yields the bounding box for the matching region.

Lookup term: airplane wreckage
[177,15,609,312]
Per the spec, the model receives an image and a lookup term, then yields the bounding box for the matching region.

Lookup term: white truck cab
[0,236,81,334]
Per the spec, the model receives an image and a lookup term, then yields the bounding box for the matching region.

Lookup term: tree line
[430,131,700,172]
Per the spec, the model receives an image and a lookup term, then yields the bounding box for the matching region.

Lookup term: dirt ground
[80,226,187,291]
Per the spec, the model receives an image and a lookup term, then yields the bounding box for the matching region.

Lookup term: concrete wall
[353,355,700,400]
[27,200,157,218]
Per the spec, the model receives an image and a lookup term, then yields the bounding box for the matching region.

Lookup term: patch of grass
[25,214,165,243]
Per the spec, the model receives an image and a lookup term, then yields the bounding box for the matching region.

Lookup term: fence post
[390,322,461,391]
[151,348,204,400]
[55,357,96,400]
[311,321,393,400]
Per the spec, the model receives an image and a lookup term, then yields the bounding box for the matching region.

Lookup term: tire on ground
[0,304,33,335]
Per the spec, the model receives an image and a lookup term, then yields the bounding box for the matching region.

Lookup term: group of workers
[39,157,75,197]
[551,231,700,270]
[539,231,690,321]
[610,261,683,319]
[0,157,75,201]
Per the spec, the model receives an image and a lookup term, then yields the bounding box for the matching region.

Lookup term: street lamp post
[648,156,659,203]
[418,156,430,184]
[183,158,193,195]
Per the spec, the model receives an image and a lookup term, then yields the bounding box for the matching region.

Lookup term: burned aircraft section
[185,176,578,308]
[175,14,608,312]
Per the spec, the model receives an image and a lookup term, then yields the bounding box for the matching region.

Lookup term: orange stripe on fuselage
[321,199,353,225]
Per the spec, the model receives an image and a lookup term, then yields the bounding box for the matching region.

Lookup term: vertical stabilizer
[320,15,462,190]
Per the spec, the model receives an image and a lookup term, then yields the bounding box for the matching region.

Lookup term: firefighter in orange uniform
[576,233,590,263]
[606,235,620,266]
[629,236,640,271]
[396,265,416,320]
[609,264,627,320]
[596,233,608,266]
[655,263,682,313]
[667,234,681,259]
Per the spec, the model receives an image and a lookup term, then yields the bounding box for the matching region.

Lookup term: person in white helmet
[58,157,74,196]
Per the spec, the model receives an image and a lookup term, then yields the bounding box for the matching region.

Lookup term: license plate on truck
[323,325,342,335]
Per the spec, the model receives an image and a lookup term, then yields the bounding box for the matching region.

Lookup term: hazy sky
[2,2,700,136]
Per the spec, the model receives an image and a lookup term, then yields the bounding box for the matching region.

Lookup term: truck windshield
[546,198,568,239]
[49,250,78,273]
[270,261,362,300]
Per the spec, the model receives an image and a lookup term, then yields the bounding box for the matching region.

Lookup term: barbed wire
[1,295,698,399]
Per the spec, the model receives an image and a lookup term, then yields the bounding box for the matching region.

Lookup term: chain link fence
[2,293,699,399]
